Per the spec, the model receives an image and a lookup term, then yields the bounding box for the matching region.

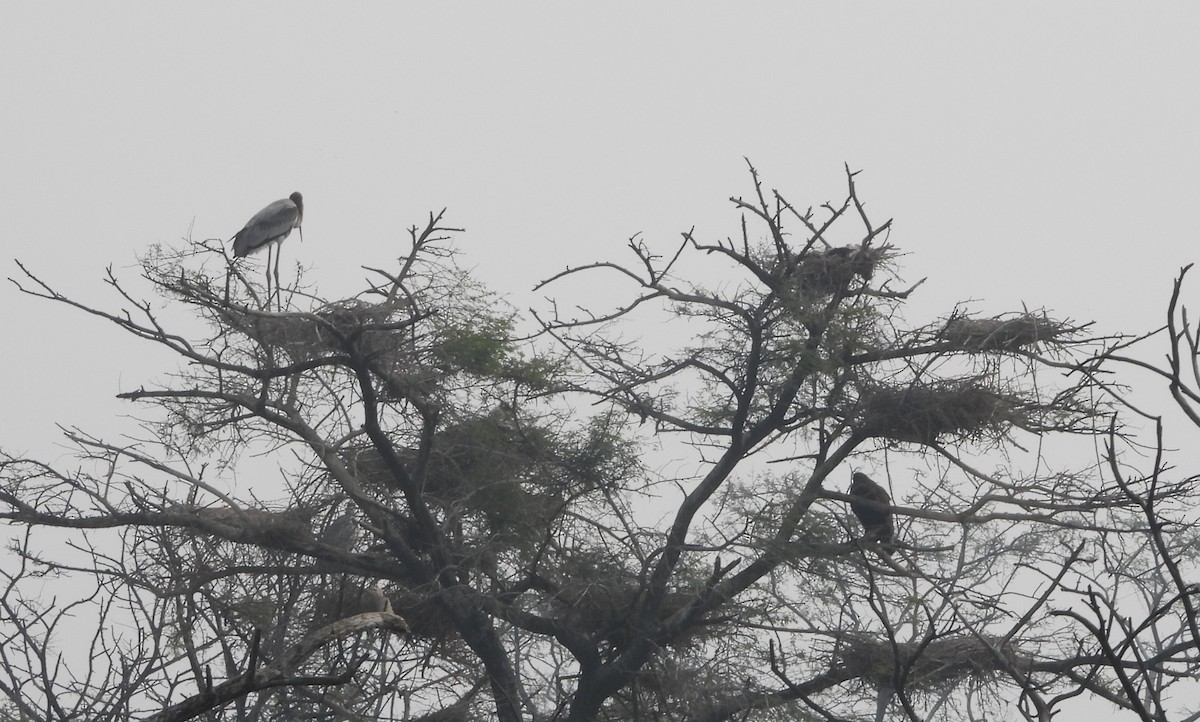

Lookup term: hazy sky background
[2,4,1199,719]
[4,4,1199,456]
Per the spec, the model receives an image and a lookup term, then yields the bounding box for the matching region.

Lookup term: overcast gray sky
[4,4,1199,456]
[2,4,1197,446]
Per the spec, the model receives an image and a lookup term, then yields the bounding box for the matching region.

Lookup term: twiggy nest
[555,570,639,633]
[341,445,402,492]
[546,555,708,647]
[941,312,1075,352]
[375,362,444,402]
[836,633,1026,693]
[227,300,409,361]
[853,381,1018,445]
[785,245,890,298]
[407,708,473,722]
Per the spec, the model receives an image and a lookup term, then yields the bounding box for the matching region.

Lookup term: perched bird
[320,506,357,551]
[231,192,303,307]
[366,584,394,614]
[311,580,392,628]
[849,472,894,555]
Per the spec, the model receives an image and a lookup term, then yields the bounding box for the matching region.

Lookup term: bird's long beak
[299,226,305,244]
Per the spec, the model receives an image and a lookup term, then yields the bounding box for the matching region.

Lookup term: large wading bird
[231,191,303,307]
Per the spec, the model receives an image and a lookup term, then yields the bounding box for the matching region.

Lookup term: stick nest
[852,380,1021,445]
[940,312,1077,352]
[784,244,890,298]
[228,299,408,361]
[836,633,1027,692]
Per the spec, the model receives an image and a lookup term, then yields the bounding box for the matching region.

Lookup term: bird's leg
[264,244,274,310]
[274,242,283,312]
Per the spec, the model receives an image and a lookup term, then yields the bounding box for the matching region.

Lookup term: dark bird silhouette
[231,192,303,307]
[849,472,894,555]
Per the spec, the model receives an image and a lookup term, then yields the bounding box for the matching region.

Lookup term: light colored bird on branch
[366,584,394,614]
[231,191,303,308]
[320,505,357,551]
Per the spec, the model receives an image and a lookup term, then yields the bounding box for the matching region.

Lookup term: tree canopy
[2,165,1198,721]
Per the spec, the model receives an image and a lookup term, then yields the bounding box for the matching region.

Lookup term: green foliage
[436,317,514,376]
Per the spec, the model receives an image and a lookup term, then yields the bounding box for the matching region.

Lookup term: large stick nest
[781,244,891,298]
[940,312,1080,352]
[851,380,1024,445]
[227,299,410,361]
[836,633,1028,693]
[543,553,713,648]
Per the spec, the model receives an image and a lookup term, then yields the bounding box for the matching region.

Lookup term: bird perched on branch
[848,472,894,556]
[366,584,394,614]
[231,192,303,308]
[320,505,356,551]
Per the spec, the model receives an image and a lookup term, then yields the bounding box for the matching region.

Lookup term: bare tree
[1,166,1196,721]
